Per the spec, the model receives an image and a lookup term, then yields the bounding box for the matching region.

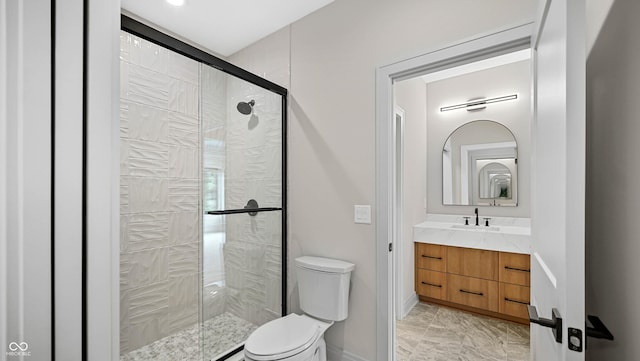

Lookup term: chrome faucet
[474,207,479,226]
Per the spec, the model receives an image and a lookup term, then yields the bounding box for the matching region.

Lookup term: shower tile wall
[201,65,283,329]
[119,31,201,354]
[201,65,228,322]
[223,78,282,326]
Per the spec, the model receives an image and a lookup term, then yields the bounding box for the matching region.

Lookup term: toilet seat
[244,314,322,360]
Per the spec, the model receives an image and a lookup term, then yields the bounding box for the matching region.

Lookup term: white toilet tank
[295,256,355,322]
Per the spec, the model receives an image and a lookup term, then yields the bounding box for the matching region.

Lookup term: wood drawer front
[416,269,447,300]
[499,253,531,286]
[416,243,446,272]
[499,283,530,319]
[447,247,498,280]
[447,274,498,312]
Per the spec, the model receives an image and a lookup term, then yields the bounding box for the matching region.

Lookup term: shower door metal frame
[121,14,288,361]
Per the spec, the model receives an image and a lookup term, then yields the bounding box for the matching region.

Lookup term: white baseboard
[326,344,370,361]
[400,293,419,319]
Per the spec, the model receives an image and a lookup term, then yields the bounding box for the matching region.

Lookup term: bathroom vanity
[413,215,531,324]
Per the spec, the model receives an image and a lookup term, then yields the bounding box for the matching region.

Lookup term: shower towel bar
[207,207,282,215]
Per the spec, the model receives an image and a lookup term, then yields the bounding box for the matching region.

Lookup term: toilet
[244,256,355,361]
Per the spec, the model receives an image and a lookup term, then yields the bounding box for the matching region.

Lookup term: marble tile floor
[397,302,530,361]
[120,312,257,361]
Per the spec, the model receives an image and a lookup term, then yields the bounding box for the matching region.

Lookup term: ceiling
[121,0,335,57]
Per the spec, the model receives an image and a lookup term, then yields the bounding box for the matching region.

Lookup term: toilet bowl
[244,314,331,361]
[244,256,355,361]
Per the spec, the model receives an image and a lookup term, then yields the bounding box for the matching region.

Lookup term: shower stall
[119,16,286,361]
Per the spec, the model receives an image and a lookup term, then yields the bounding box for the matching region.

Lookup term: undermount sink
[413,214,531,254]
[450,224,501,232]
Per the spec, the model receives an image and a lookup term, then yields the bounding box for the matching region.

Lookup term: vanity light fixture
[166,0,185,6]
[440,94,518,112]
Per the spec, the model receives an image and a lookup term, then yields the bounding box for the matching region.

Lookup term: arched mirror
[442,120,517,206]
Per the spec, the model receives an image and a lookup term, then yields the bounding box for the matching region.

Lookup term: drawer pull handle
[505,297,530,305]
[504,266,530,273]
[421,255,442,260]
[421,281,442,288]
[459,289,483,296]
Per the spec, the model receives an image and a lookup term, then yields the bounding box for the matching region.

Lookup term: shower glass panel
[201,64,284,360]
[119,30,204,361]
[120,15,286,361]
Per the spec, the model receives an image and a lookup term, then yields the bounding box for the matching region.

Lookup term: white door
[530,0,585,360]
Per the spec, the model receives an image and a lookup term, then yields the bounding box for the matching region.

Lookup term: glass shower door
[200,64,284,360]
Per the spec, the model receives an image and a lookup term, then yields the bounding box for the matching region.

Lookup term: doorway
[375,23,534,360]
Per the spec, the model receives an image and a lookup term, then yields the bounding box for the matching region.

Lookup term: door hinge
[388,243,393,252]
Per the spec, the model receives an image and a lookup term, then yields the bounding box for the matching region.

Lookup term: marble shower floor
[120,312,257,361]
[397,302,530,361]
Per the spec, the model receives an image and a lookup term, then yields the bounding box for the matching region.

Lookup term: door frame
[375,23,533,360]
[392,106,405,321]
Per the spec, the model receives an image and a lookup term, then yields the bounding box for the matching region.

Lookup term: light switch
[354,205,371,224]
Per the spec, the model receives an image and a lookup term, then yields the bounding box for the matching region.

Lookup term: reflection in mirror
[478,159,514,199]
[442,120,517,206]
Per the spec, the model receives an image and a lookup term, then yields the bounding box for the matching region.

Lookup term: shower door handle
[206,207,282,216]
[206,199,282,216]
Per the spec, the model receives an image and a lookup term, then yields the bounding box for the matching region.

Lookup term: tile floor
[397,302,530,361]
[120,312,256,361]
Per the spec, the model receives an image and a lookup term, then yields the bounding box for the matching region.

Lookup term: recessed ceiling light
[166,0,185,6]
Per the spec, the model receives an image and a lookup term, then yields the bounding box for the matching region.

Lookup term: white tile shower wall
[200,65,228,321]
[228,25,293,317]
[222,76,283,326]
[200,63,283,326]
[119,31,201,354]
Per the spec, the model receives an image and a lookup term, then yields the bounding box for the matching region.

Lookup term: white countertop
[413,214,531,254]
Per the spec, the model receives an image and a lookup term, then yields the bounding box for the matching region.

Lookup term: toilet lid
[245,314,320,358]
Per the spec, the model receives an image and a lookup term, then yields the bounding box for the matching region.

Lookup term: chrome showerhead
[237,99,255,115]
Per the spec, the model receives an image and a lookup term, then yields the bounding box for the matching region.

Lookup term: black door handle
[528,305,563,343]
[586,315,614,341]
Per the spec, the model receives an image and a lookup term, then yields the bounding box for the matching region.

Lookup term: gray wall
[586,0,640,359]
[228,0,537,358]
[426,60,531,217]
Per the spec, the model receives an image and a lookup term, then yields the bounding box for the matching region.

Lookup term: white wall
[426,60,531,217]
[586,0,640,359]
[54,0,84,359]
[1,1,53,359]
[393,78,427,314]
[2,0,120,359]
[87,0,121,359]
[229,1,537,359]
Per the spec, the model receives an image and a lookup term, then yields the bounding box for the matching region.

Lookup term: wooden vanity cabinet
[447,273,499,312]
[416,269,447,300]
[499,283,530,319]
[498,252,531,319]
[415,243,446,272]
[415,243,447,300]
[415,243,530,323]
[447,247,499,280]
[499,252,531,286]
